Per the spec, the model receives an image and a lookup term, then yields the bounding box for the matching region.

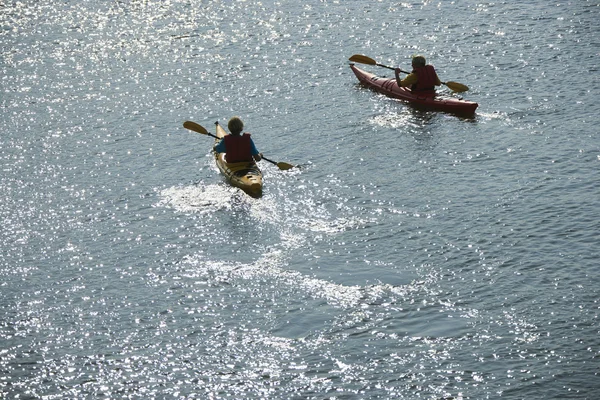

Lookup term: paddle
[349,54,469,93]
[183,121,295,171]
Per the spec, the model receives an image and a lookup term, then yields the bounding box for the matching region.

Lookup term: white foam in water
[157,183,237,213]
[183,249,365,308]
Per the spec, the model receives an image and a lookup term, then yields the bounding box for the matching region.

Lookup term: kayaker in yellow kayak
[395,55,442,95]
[213,117,263,163]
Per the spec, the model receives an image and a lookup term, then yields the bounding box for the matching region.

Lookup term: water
[1,1,599,398]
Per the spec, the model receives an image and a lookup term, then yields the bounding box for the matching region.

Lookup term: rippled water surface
[2,1,599,398]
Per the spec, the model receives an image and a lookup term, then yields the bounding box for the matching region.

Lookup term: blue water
[1,1,599,398]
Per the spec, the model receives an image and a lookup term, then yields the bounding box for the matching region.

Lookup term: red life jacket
[412,65,438,94]
[223,133,253,163]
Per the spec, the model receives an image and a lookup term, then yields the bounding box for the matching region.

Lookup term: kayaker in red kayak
[214,117,263,163]
[395,55,441,96]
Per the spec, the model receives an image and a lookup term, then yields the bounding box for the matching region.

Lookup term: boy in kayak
[395,55,441,95]
[214,117,263,163]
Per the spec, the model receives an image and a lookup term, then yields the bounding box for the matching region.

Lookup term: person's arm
[250,139,262,161]
[395,69,418,87]
[214,138,226,153]
[432,69,442,86]
[395,68,404,87]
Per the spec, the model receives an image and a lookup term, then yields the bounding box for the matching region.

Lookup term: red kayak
[350,64,478,116]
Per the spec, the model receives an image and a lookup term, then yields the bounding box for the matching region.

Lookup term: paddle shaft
[373,63,454,86]
[205,131,219,140]
[261,156,279,166]
[378,63,410,74]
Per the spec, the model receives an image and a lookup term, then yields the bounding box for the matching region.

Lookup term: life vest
[223,133,253,163]
[412,65,438,94]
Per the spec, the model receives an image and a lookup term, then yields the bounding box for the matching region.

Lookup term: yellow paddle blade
[276,162,295,171]
[444,81,469,93]
[348,54,377,65]
[183,121,209,135]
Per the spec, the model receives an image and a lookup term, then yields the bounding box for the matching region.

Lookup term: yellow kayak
[214,123,263,198]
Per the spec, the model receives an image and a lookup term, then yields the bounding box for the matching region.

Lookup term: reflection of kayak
[214,123,263,198]
[350,64,478,116]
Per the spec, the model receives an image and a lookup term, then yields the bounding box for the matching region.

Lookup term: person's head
[228,116,244,135]
[411,55,426,68]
